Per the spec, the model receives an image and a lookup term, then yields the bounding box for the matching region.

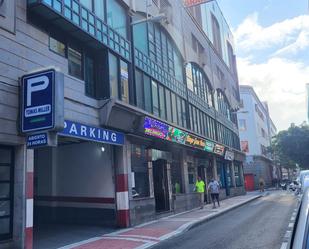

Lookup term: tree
[271,123,309,170]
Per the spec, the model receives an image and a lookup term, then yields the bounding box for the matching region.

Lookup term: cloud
[237,57,308,131]
[235,13,309,53]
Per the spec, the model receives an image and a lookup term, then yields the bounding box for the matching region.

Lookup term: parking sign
[21,69,64,133]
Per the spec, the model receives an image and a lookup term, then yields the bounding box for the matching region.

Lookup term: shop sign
[183,0,212,8]
[144,117,169,139]
[144,117,225,155]
[213,144,225,156]
[21,69,64,133]
[60,120,124,145]
[224,150,235,161]
[27,133,48,148]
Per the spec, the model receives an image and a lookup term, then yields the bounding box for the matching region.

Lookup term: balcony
[27,0,131,61]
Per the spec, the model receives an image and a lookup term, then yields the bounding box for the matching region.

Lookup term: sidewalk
[59,192,263,249]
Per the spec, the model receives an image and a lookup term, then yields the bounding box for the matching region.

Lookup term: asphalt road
[153,191,297,249]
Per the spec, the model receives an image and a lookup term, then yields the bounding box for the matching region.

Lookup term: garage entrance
[33,138,117,249]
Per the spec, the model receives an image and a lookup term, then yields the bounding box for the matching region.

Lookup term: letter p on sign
[27,75,49,107]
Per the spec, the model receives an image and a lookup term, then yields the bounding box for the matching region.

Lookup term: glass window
[144,75,152,113]
[217,162,225,188]
[171,92,177,124]
[176,96,182,126]
[68,47,82,79]
[94,0,105,20]
[165,89,172,122]
[135,70,144,109]
[171,161,183,194]
[109,53,119,98]
[131,144,150,198]
[120,60,129,103]
[181,99,187,128]
[80,0,93,10]
[0,167,10,181]
[133,21,148,54]
[211,14,222,56]
[84,55,96,97]
[158,85,166,120]
[49,37,66,56]
[189,105,193,131]
[152,80,159,116]
[107,0,128,38]
[186,64,194,91]
[0,218,10,235]
[174,51,183,83]
[0,150,11,164]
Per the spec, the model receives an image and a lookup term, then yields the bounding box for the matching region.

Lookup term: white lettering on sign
[81,125,87,136]
[27,75,49,107]
[25,104,51,117]
[89,128,96,138]
[111,133,116,142]
[103,130,109,140]
[69,123,78,135]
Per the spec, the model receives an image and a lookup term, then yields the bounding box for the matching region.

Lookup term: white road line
[291,216,296,221]
[280,242,288,249]
[284,231,292,238]
[288,223,294,228]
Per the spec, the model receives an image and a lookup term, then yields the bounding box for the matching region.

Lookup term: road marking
[288,223,294,228]
[291,216,296,221]
[280,242,288,249]
[284,231,292,238]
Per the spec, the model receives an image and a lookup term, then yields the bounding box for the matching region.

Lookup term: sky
[216,0,309,131]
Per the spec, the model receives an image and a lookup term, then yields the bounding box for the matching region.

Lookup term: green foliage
[271,123,309,169]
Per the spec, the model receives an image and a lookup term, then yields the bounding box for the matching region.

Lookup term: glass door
[0,146,14,241]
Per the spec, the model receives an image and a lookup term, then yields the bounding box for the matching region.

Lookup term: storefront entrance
[153,159,170,212]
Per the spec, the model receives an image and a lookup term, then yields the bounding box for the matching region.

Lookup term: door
[153,159,170,212]
[245,174,255,191]
[0,146,14,241]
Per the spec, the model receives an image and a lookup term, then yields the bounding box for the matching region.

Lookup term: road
[153,191,297,249]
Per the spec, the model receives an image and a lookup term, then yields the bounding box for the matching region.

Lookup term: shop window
[171,161,183,194]
[131,145,150,198]
[234,164,242,186]
[152,80,159,116]
[226,164,233,187]
[49,37,65,57]
[106,0,128,39]
[120,60,129,103]
[68,47,82,79]
[217,162,225,188]
[109,53,119,99]
[188,163,196,193]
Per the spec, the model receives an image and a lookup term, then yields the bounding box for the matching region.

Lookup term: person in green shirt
[195,176,205,209]
[175,181,181,194]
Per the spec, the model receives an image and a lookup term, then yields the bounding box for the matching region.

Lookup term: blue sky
[216,0,309,131]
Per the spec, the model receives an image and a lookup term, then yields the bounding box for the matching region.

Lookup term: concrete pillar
[212,156,218,181]
[115,142,130,228]
[148,161,154,198]
[25,149,34,249]
[166,162,172,210]
[231,161,236,188]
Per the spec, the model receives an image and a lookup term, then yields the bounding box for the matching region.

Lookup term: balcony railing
[27,0,131,61]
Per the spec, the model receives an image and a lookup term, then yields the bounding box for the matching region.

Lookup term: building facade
[0,0,245,248]
[238,86,277,191]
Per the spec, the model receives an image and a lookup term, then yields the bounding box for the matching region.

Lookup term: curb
[186,194,263,231]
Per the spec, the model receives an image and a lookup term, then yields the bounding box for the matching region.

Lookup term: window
[84,55,95,97]
[109,53,119,99]
[158,85,166,119]
[171,161,183,194]
[152,80,159,116]
[186,63,194,92]
[181,99,187,128]
[165,89,172,122]
[135,70,144,109]
[106,0,128,38]
[49,37,65,56]
[216,161,225,188]
[261,128,266,138]
[94,0,105,21]
[171,92,177,124]
[234,163,242,186]
[120,60,129,103]
[239,119,246,131]
[177,96,182,126]
[131,144,150,198]
[80,0,93,10]
[144,75,152,113]
[0,147,13,241]
[211,14,222,56]
[227,41,236,75]
[133,21,148,54]
[68,47,82,79]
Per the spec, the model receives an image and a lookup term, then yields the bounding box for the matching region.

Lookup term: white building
[238,86,277,190]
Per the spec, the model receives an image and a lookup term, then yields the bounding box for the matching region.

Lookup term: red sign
[183,0,212,8]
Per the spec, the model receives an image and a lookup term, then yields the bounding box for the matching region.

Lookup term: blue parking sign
[21,69,55,133]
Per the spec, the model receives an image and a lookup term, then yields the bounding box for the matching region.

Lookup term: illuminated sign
[144,117,226,156]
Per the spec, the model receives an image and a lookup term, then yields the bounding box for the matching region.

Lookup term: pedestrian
[259,178,265,192]
[208,178,220,208]
[195,176,205,209]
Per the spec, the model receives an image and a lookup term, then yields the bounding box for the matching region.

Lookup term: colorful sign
[224,150,235,161]
[59,120,124,146]
[183,0,212,8]
[144,117,226,156]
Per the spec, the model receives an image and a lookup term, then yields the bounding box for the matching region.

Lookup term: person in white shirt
[208,179,220,208]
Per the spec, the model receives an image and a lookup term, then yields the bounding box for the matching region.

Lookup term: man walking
[208,178,220,208]
[195,176,205,209]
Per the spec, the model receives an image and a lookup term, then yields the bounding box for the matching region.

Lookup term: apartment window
[181,99,187,128]
[144,75,152,113]
[186,63,194,92]
[94,0,105,21]
[227,41,236,75]
[234,163,242,186]
[80,0,93,10]
[152,80,159,116]
[84,55,95,97]
[211,14,222,56]
[171,92,177,124]
[68,47,82,79]
[106,0,128,38]
[135,70,144,109]
[49,37,65,56]
[239,119,246,131]
[120,60,129,103]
